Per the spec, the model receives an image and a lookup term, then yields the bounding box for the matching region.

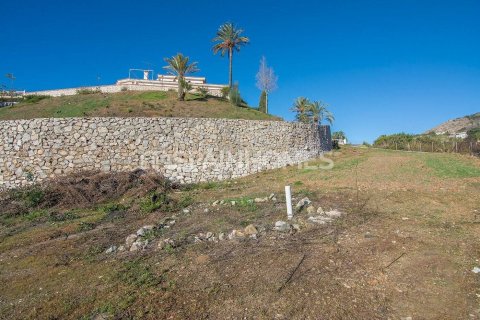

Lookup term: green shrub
[12,187,45,208]
[195,87,209,99]
[229,84,243,106]
[76,87,101,95]
[23,95,50,103]
[221,86,230,99]
[258,90,267,113]
[78,221,96,232]
[101,203,127,214]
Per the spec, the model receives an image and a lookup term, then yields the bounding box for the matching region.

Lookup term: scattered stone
[295,197,311,211]
[254,197,268,203]
[472,267,480,274]
[168,220,176,226]
[136,225,155,236]
[307,216,332,224]
[268,193,275,200]
[218,232,226,241]
[271,197,277,201]
[105,245,117,254]
[231,201,236,206]
[325,210,342,218]
[316,207,324,214]
[292,224,301,231]
[206,232,214,239]
[117,245,125,252]
[158,238,175,249]
[306,206,316,214]
[220,200,225,205]
[130,239,147,252]
[204,208,210,213]
[228,229,246,240]
[212,200,220,206]
[402,217,409,221]
[244,224,258,235]
[274,221,291,232]
[125,234,138,247]
[182,208,190,214]
[92,313,110,320]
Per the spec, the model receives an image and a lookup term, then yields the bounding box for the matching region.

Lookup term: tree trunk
[178,76,184,101]
[265,92,268,114]
[229,48,233,88]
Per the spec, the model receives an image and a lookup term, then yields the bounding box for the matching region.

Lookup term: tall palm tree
[163,53,199,101]
[309,100,334,125]
[212,22,250,88]
[291,97,311,123]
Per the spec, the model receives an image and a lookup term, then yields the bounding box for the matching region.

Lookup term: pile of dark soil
[0,170,175,218]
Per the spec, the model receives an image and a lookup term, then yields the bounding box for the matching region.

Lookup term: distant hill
[426,112,480,135]
[0,90,281,121]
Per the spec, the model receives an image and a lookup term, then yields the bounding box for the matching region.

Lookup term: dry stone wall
[0,117,322,190]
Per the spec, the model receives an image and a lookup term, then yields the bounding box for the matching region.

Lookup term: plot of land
[0,147,479,319]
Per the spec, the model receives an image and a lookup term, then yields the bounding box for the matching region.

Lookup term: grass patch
[48,211,79,222]
[117,259,163,288]
[424,155,480,178]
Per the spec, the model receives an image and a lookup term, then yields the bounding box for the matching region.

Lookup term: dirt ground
[0,147,479,319]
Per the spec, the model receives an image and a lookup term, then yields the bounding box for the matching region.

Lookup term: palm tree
[163,53,199,101]
[212,22,250,88]
[291,97,311,123]
[309,100,334,126]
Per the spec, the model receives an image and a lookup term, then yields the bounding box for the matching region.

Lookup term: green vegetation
[332,131,346,140]
[0,90,280,121]
[258,90,267,113]
[291,97,334,125]
[163,53,199,101]
[212,22,250,88]
[373,132,478,154]
[228,83,246,107]
[23,94,50,103]
[423,154,480,178]
[76,88,101,95]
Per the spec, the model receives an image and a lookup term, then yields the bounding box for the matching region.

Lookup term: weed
[101,203,127,214]
[23,209,48,221]
[78,221,96,232]
[226,196,257,212]
[48,211,79,222]
[84,245,104,262]
[117,259,163,288]
[164,244,175,254]
[23,94,50,103]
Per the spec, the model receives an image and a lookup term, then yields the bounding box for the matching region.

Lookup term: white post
[285,186,293,220]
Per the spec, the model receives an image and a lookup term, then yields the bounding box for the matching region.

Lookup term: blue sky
[1,0,479,143]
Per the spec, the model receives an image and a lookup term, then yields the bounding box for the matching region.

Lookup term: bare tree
[255,56,277,113]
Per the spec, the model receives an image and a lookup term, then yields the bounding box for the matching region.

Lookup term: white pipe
[285,186,293,220]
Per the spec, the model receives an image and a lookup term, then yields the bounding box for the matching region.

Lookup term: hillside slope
[0,91,281,121]
[426,112,480,134]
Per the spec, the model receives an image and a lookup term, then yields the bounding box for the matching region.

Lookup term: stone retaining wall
[0,117,322,189]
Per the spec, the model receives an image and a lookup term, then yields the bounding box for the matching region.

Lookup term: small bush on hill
[221,86,230,99]
[23,95,50,103]
[77,87,101,95]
